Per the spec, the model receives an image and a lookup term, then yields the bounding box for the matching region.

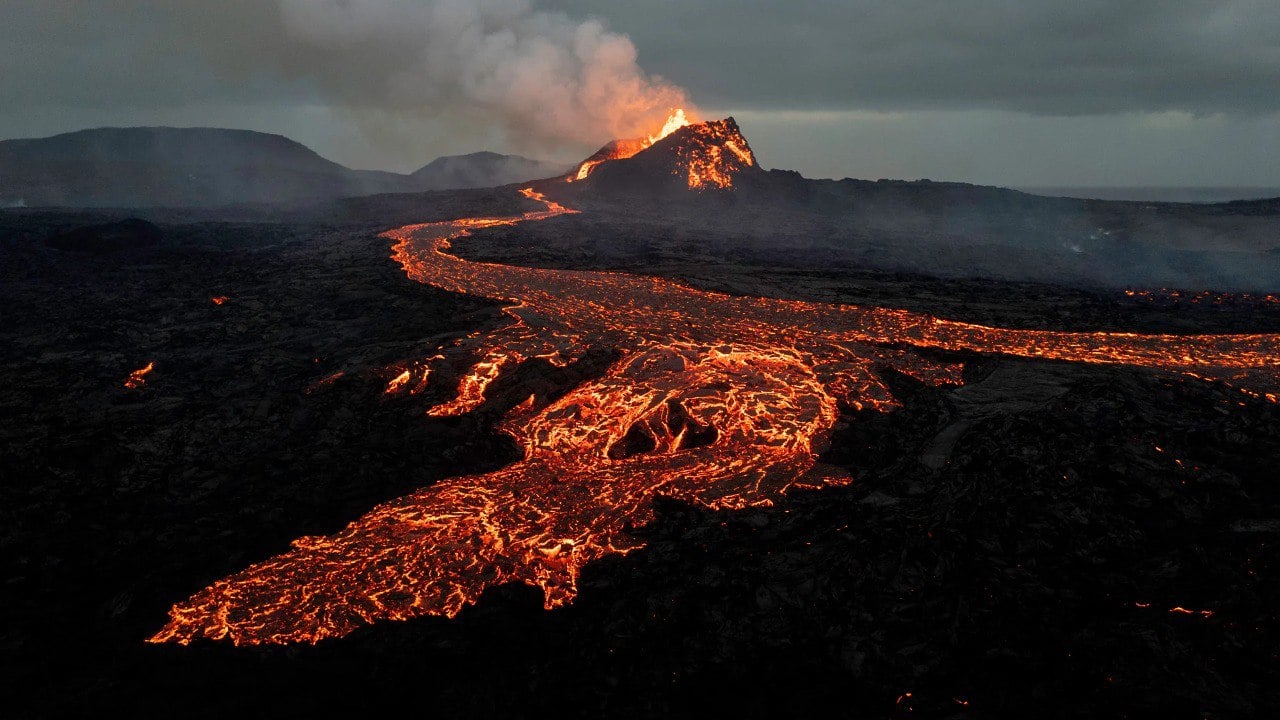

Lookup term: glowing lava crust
[151,121,1280,646]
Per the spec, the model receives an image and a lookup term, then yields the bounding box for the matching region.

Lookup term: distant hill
[411,151,565,191]
[0,127,562,208]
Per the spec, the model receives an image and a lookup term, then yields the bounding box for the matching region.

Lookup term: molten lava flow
[125,362,154,389]
[675,118,757,189]
[211,296,230,306]
[569,108,692,182]
[384,370,412,395]
[151,188,1280,646]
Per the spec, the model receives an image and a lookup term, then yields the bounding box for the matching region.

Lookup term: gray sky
[2,0,1277,186]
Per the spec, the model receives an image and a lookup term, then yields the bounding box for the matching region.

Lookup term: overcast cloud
[1,0,1277,185]
[546,0,1280,115]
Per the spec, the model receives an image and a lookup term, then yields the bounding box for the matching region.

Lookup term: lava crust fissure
[150,131,1280,647]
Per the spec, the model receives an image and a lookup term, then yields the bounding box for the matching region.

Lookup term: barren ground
[3,202,1279,719]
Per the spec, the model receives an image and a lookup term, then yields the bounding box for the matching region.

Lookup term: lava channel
[151,188,1280,645]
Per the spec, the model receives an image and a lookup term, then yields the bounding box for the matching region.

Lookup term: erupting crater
[568,108,757,189]
[150,117,1280,646]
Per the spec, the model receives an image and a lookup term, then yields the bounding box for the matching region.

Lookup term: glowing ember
[124,362,154,389]
[305,371,344,396]
[151,188,1280,646]
[1125,288,1280,306]
[211,296,230,306]
[1135,601,1215,618]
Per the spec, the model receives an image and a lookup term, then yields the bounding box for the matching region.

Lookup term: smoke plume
[188,0,693,153]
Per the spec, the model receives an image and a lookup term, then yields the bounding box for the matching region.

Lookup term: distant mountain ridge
[0,127,565,208]
[411,151,566,191]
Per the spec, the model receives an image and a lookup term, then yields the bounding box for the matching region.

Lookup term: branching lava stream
[151,186,1280,646]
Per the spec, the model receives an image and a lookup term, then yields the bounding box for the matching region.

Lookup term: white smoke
[264,0,692,150]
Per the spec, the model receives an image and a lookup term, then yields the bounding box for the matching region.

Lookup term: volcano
[566,114,764,194]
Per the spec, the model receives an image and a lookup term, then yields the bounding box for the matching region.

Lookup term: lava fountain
[569,108,693,182]
[151,117,1280,646]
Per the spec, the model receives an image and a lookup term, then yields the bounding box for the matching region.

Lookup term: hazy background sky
[1,0,1277,186]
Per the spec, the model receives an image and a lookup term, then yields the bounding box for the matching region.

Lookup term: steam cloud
[205,0,693,151]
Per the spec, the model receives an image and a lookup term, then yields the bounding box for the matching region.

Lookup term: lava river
[151,188,1280,645]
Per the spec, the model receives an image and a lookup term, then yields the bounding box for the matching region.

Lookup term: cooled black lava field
[4,193,1280,718]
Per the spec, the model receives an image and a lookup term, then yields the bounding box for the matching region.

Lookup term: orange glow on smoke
[648,107,691,145]
[151,183,1279,646]
[124,362,154,389]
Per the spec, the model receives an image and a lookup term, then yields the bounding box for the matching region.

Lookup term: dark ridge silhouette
[410,151,566,191]
[0,127,562,208]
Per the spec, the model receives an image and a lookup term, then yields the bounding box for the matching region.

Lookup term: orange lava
[1124,288,1280,306]
[384,369,412,395]
[677,119,756,189]
[304,371,344,396]
[211,296,230,306]
[1169,606,1216,618]
[124,361,154,389]
[151,185,1280,646]
[570,108,692,182]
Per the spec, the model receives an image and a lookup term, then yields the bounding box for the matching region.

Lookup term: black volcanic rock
[44,218,163,253]
[0,128,562,208]
[4,202,1280,717]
